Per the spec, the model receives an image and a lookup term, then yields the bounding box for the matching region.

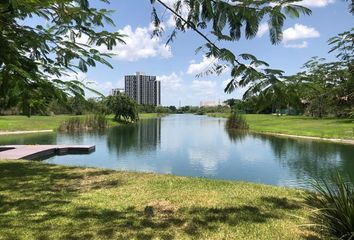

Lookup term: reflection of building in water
[107,118,161,155]
[137,118,161,151]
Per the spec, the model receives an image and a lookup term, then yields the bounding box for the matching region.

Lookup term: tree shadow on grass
[26,204,280,239]
[0,161,311,239]
[260,196,303,210]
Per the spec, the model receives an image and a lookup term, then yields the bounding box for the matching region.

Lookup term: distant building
[110,88,125,96]
[125,72,161,106]
[200,101,220,107]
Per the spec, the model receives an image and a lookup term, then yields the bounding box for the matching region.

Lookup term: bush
[307,173,354,239]
[58,114,108,133]
[225,113,249,130]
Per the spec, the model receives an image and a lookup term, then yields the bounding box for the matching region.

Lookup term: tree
[151,0,311,94]
[1,0,351,117]
[151,0,354,102]
[168,106,177,112]
[107,94,139,122]
[0,0,124,116]
[224,99,237,109]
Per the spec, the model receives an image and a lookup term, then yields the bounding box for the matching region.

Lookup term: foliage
[58,114,107,132]
[299,57,353,118]
[107,94,139,123]
[240,27,354,118]
[151,0,311,95]
[168,105,177,112]
[307,173,354,239]
[0,0,124,116]
[138,104,157,113]
[225,112,249,130]
[155,106,171,114]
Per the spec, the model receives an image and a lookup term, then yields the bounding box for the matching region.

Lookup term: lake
[1,114,353,188]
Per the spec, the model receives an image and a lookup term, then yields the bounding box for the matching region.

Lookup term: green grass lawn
[0,113,163,132]
[209,113,354,140]
[0,160,319,240]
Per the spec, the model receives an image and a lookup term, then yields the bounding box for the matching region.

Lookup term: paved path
[0,130,53,135]
[0,145,95,160]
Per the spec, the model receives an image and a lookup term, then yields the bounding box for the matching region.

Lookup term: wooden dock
[0,145,95,160]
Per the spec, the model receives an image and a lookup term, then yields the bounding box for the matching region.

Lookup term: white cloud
[270,0,335,7]
[69,24,172,62]
[59,71,125,98]
[188,148,229,174]
[284,41,309,48]
[159,72,183,91]
[158,72,225,106]
[256,23,269,38]
[166,14,176,28]
[187,56,217,75]
[298,0,335,7]
[283,24,320,43]
[111,25,172,61]
[160,0,178,6]
[279,24,320,48]
[160,0,190,29]
[191,79,217,95]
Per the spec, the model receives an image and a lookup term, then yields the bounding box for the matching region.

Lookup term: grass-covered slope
[0,161,318,239]
[209,113,354,140]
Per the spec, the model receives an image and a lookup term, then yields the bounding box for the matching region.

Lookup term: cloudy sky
[73,0,352,106]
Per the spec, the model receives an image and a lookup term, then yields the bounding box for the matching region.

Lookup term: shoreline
[1,128,353,145]
[0,130,53,136]
[251,131,354,145]
[206,113,354,145]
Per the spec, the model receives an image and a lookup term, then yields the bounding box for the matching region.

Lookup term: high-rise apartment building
[125,72,161,106]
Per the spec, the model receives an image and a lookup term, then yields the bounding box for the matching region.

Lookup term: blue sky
[72,0,353,106]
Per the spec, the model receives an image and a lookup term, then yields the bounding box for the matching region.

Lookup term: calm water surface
[1,114,353,188]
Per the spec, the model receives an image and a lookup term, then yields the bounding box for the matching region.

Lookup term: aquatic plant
[58,114,107,133]
[225,112,249,130]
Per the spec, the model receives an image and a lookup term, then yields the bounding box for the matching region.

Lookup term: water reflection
[224,126,354,186]
[2,115,353,188]
[225,129,248,143]
[107,118,161,156]
[0,133,56,145]
[253,133,354,183]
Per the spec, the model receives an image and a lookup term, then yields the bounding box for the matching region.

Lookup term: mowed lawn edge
[208,113,354,140]
[0,160,320,240]
[0,113,162,132]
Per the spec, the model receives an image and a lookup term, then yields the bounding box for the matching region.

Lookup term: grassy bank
[0,160,318,239]
[209,113,354,140]
[0,113,163,132]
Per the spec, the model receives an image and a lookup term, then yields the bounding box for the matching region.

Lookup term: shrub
[307,173,354,239]
[225,112,249,130]
[58,114,107,133]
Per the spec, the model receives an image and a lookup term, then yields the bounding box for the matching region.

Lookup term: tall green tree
[107,94,139,122]
[0,0,124,116]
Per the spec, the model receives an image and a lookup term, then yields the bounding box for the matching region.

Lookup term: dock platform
[0,145,95,160]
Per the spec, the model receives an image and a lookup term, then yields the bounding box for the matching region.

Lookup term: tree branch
[156,0,243,66]
[156,0,219,51]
